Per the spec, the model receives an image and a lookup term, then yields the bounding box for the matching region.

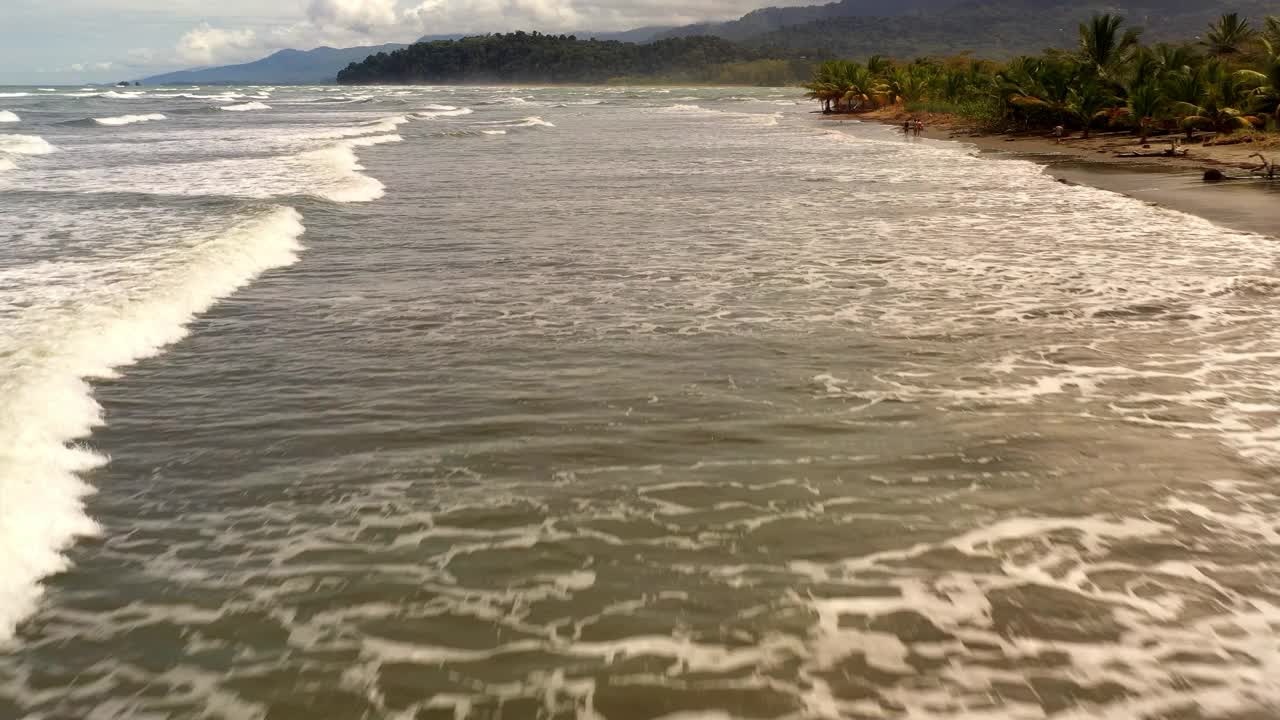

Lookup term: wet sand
[823,112,1280,239]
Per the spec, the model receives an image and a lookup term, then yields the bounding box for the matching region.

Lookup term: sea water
[1,85,1279,719]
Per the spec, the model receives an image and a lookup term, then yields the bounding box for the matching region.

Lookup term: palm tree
[1236,48,1280,122]
[883,65,931,105]
[994,56,1077,124]
[1202,13,1256,58]
[1131,43,1198,87]
[1265,16,1280,51]
[1170,61,1253,138]
[1125,82,1164,139]
[866,55,893,77]
[1067,81,1115,138]
[1078,14,1142,80]
[804,60,885,113]
[935,68,969,103]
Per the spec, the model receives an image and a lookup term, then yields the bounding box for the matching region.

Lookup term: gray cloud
[2,0,779,82]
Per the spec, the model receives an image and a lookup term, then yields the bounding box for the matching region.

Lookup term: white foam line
[219,101,270,112]
[0,206,305,643]
[0,134,55,156]
[94,113,166,126]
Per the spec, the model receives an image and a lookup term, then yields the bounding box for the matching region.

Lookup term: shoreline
[820,110,1279,239]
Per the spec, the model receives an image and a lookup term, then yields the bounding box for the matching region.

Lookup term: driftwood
[1249,153,1275,179]
[1115,138,1190,159]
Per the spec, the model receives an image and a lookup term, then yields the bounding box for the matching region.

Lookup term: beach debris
[1249,153,1274,179]
[1203,168,1226,182]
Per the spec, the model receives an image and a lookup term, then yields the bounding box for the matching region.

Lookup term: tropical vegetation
[336,32,807,85]
[804,12,1280,141]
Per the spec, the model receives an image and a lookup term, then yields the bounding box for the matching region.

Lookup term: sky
[0,0,776,84]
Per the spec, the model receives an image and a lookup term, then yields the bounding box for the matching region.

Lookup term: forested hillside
[666,0,1280,59]
[336,33,777,84]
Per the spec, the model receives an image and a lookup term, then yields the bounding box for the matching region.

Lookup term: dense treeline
[805,13,1280,140]
[746,1,1280,60]
[336,32,785,84]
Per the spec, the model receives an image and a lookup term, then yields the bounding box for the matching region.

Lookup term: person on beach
[914,119,924,136]
[1053,125,1065,143]
[904,119,913,135]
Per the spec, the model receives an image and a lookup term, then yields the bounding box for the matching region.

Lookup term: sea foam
[415,107,473,119]
[0,206,305,643]
[0,111,18,123]
[0,134,55,155]
[94,113,166,126]
[220,101,271,112]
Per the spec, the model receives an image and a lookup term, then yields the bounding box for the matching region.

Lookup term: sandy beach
[823,109,1280,239]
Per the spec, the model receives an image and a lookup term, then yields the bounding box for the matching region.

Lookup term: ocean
[2,84,1279,719]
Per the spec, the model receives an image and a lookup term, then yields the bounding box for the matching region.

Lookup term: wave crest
[94,113,166,126]
[0,206,305,643]
[220,101,271,112]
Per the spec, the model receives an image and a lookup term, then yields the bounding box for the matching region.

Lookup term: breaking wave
[94,113,166,126]
[0,206,305,643]
[220,101,271,112]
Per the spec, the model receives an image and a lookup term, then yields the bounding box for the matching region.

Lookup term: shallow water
[2,85,1280,719]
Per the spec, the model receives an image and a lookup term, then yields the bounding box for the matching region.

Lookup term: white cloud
[403,0,746,35]
[127,48,157,64]
[176,23,261,65]
[307,0,399,33]
[408,0,581,33]
[65,0,770,77]
[68,61,115,72]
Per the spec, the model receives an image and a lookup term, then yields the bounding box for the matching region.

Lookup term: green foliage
[1125,81,1165,138]
[1078,14,1141,80]
[804,59,888,112]
[336,32,779,84]
[1202,13,1256,57]
[806,11,1280,140]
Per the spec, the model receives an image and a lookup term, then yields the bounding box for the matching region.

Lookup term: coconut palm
[804,60,884,113]
[1067,81,1115,138]
[1125,81,1164,139]
[1170,61,1253,137]
[1078,14,1142,80]
[1236,52,1280,122]
[1265,16,1280,50]
[935,68,970,103]
[883,65,932,104]
[1202,13,1256,58]
[994,56,1076,124]
[866,55,893,77]
[1131,43,1198,87]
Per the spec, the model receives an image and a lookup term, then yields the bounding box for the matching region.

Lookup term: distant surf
[0,134,55,156]
[220,101,271,112]
[94,113,166,126]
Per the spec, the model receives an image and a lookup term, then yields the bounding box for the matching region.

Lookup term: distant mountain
[140,28,677,86]
[415,34,468,43]
[663,0,1279,58]
[581,26,677,42]
[659,0,962,42]
[141,44,409,84]
[418,27,674,43]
